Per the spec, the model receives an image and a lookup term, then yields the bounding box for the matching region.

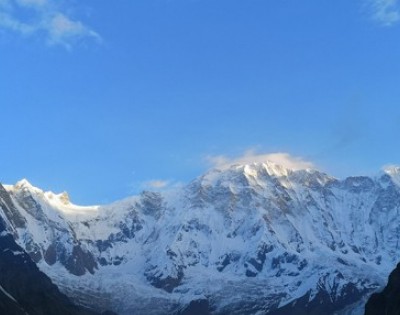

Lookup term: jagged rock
[365,262,400,315]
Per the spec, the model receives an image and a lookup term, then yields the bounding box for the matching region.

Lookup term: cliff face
[365,263,400,315]
[0,185,107,315]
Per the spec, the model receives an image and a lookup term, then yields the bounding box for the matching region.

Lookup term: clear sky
[1,0,400,204]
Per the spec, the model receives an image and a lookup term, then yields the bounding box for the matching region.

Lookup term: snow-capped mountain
[0,183,115,315]
[1,161,400,314]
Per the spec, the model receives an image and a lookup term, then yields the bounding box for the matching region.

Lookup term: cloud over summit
[206,151,315,171]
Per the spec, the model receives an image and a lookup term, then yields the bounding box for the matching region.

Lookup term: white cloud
[140,179,185,192]
[143,180,170,189]
[369,0,400,26]
[16,0,47,7]
[47,13,100,48]
[206,150,314,171]
[0,0,100,47]
[0,11,34,34]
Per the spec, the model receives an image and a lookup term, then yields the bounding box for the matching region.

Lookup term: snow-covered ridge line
[7,160,400,209]
[1,162,292,200]
[4,178,100,217]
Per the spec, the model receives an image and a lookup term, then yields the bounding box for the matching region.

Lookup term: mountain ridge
[1,161,400,314]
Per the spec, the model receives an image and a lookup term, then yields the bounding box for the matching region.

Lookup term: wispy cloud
[16,0,47,7]
[206,150,315,171]
[0,0,100,48]
[138,179,184,193]
[368,0,400,26]
[47,13,100,47]
[143,180,170,189]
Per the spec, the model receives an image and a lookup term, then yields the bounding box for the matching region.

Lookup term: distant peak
[383,165,400,176]
[200,161,317,188]
[15,178,34,189]
[12,179,46,196]
[262,161,291,176]
[207,152,315,172]
[381,165,400,187]
[59,192,70,205]
[236,162,289,178]
[238,161,314,177]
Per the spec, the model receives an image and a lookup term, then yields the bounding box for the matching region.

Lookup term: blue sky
[1,0,400,204]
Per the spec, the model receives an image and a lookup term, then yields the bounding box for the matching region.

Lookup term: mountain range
[1,161,400,314]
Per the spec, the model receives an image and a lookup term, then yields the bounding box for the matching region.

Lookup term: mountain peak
[381,165,400,187]
[14,178,35,190]
[11,180,73,206]
[197,161,321,191]
[383,165,400,175]
[262,160,292,176]
[225,160,315,178]
[59,192,70,205]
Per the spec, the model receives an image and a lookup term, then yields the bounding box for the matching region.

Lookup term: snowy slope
[1,162,400,314]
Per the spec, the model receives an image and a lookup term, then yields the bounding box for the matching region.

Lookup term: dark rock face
[139,191,163,217]
[0,233,100,315]
[145,265,184,293]
[177,299,212,315]
[365,262,400,315]
[0,184,26,229]
[65,245,98,276]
